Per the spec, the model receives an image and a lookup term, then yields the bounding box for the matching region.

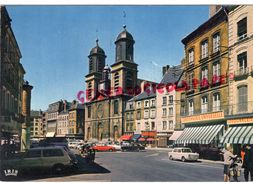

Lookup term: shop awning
[169,131,183,141]
[46,132,55,137]
[132,134,141,141]
[174,124,223,145]
[139,137,146,141]
[121,134,133,141]
[221,125,253,144]
[146,138,155,141]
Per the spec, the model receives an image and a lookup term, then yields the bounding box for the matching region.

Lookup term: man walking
[243,145,253,181]
[222,146,236,182]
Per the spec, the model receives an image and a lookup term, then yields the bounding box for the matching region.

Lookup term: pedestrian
[222,146,237,182]
[241,145,246,164]
[243,144,253,181]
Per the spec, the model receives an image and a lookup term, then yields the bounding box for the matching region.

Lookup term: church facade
[84,26,139,142]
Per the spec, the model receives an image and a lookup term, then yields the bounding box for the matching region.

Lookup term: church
[84,25,142,142]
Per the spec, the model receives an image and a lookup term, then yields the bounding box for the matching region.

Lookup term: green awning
[221,125,253,144]
[175,124,223,145]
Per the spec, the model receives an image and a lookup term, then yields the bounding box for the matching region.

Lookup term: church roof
[115,25,135,43]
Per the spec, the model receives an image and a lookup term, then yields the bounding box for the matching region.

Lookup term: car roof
[31,146,64,150]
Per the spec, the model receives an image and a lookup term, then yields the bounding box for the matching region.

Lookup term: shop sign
[228,117,253,125]
[181,111,224,123]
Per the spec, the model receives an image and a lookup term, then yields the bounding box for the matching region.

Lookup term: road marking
[161,158,223,169]
[145,153,159,157]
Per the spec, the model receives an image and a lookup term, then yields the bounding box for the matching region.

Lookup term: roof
[160,65,184,85]
[182,7,228,45]
[89,39,106,56]
[115,25,135,43]
[30,110,42,117]
[129,90,156,102]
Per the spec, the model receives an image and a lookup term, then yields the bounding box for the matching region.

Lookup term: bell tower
[111,25,138,96]
[85,39,106,100]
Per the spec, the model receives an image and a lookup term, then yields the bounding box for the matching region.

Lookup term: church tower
[111,25,138,96]
[85,39,106,101]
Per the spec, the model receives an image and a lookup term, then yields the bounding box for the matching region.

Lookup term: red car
[91,143,116,152]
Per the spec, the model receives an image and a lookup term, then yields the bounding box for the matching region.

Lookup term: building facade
[68,100,85,139]
[57,111,69,137]
[0,6,32,153]
[30,110,43,139]
[156,65,184,147]
[84,26,139,142]
[221,5,253,154]
[176,7,229,160]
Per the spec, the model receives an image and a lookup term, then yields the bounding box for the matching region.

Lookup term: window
[169,121,173,129]
[212,61,220,83]
[130,112,133,120]
[137,102,141,108]
[137,123,141,131]
[213,93,220,111]
[162,96,167,106]
[137,111,141,120]
[237,17,247,40]
[213,33,220,53]
[126,113,129,120]
[169,96,173,104]
[129,103,133,109]
[114,100,119,114]
[169,107,173,116]
[237,52,247,75]
[114,72,119,91]
[188,49,194,65]
[144,100,149,107]
[188,100,194,115]
[162,108,167,117]
[151,122,155,130]
[144,110,149,118]
[151,100,155,107]
[189,72,194,90]
[151,110,155,118]
[88,106,91,118]
[89,58,93,72]
[43,149,64,157]
[201,40,208,59]
[201,96,208,113]
[162,121,167,130]
[238,86,248,112]
[201,66,208,88]
[25,150,41,158]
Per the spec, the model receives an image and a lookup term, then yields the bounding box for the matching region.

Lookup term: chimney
[162,65,170,76]
[209,5,222,18]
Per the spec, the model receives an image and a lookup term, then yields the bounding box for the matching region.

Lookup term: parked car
[110,143,122,151]
[168,147,199,162]
[121,144,145,152]
[68,141,81,149]
[1,146,78,176]
[90,143,116,152]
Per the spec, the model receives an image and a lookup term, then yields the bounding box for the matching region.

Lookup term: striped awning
[169,131,183,141]
[221,125,253,144]
[174,124,223,145]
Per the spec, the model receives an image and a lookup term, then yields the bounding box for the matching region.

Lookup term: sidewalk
[147,147,232,165]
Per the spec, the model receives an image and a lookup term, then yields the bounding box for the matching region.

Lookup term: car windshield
[182,148,192,153]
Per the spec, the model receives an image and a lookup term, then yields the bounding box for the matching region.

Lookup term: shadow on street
[1,154,110,181]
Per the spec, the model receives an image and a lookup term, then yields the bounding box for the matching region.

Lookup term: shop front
[176,111,226,160]
[157,132,172,147]
[140,131,157,147]
[221,117,253,156]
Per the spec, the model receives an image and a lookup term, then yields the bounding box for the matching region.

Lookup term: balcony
[234,67,249,81]
[237,33,247,42]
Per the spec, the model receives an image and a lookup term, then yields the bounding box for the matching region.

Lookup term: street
[8,149,242,182]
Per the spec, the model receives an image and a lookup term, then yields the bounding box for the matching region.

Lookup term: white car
[68,141,80,149]
[110,144,122,151]
[168,147,199,162]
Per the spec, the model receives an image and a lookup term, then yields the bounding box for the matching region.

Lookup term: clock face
[97,104,104,118]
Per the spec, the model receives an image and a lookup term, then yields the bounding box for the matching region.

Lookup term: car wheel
[181,156,186,162]
[52,164,65,174]
[169,155,173,160]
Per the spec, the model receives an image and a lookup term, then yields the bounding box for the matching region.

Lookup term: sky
[6,5,209,111]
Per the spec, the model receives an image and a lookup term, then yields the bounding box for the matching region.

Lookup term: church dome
[89,39,106,56]
[115,25,135,43]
